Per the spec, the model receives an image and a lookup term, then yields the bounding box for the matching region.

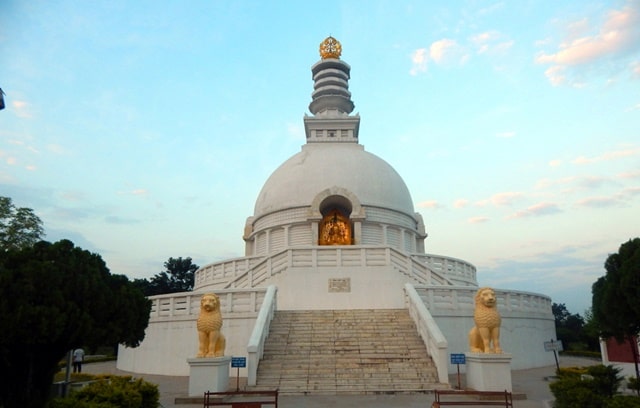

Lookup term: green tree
[582,308,602,351]
[0,196,44,251]
[0,239,151,408]
[592,238,640,382]
[135,257,198,296]
[552,302,598,351]
[553,302,572,323]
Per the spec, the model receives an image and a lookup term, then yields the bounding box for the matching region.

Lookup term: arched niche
[309,187,365,246]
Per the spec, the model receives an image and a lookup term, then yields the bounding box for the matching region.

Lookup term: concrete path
[83,356,600,408]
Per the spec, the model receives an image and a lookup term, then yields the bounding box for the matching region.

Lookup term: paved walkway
[84,356,600,408]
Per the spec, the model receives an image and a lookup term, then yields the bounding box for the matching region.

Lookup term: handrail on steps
[246,285,278,386]
[404,283,449,384]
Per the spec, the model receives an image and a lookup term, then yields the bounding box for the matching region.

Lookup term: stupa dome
[252,36,415,221]
[253,143,415,219]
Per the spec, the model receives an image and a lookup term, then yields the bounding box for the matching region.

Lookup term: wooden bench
[432,390,513,407]
[203,390,278,408]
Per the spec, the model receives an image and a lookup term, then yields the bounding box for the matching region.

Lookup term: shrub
[560,350,602,359]
[587,365,624,398]
[557,366,588,377]
[550,376,606,408]
[50,376,158,408]
[605,395,640,408]
[550,364,624,408]
[628,377,640,392]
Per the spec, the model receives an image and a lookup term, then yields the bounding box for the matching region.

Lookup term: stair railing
[247,285,278,386]
[404,283,449,384]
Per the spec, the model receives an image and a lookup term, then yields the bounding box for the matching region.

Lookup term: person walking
[72,348,85,373]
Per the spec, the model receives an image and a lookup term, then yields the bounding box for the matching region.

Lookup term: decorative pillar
[283,225,289,247]
[310,219,321,245]
[352,221,361,245]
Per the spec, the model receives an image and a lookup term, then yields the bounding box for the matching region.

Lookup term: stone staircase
[251,309,445,395]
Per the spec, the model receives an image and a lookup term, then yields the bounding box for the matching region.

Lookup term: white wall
[271,265,408,310]
[117,285,557,376]
[414,285,557,372]
[432,313,556,371]
[118,315,257,377]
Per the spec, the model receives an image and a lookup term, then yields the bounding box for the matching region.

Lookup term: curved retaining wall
[117,284,556,376]
[413,285,556,371]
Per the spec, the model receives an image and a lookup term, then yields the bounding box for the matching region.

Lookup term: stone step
[252,309,444,395]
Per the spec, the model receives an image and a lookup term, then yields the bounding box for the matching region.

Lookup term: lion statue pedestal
[187,294,230,396]
[466,287,512,392]
[465,353,513,392]
[187,356,232,396]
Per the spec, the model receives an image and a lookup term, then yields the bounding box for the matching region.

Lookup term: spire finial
[319,36,342,59]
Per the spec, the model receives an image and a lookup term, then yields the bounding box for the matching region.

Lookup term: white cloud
[625,102,640,112]
[60,191,86,202]
[410,48,428,75]
[470,31,514,55]
[496,131,515,138]
[468,216,489,224]
[535,175,613,192]
[632,60,640,78]
[105,215,141,225]
[617,169,640,179]
[575,196,620,208]
[476,192,523,207]
[430,39,463,64]
[571,147,640,164]
[410,29,513,75]
[543,65,567,86]
[118,189,148,196]
[417,200,440,209]
[536,2,640,85]
[619,186,640,197]
[507,202,562,219]
[410,38,468,74]
[11,100,34,119]
[453,199,469,208]
[48,144,68,155]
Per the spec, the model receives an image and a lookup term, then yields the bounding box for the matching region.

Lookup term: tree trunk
[628,334,640,395]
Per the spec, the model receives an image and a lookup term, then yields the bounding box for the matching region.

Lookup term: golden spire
[319,36,342,59]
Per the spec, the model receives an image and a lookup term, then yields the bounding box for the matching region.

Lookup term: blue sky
[1,1,639,315]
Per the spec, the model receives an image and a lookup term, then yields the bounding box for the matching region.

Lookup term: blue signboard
[450,353,466,364]
[231,357,247,368]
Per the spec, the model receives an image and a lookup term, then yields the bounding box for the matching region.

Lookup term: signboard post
[544,339,563,371]
[231,357,247,391]
[450,353,466,389]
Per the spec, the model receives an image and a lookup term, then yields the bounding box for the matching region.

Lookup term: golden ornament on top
[319,36,342,59]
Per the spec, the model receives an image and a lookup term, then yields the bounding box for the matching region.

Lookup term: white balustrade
[413,285,552,315]
[196,246,472,290]
[148,288,268,321]
[247,285,277,386]
[404,283,449,384]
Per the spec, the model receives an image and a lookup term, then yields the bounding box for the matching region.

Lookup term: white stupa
[118,37,555,380]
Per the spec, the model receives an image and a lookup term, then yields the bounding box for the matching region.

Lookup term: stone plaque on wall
[328,278,351,293]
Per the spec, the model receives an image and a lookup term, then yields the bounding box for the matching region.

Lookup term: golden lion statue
[468,287,502,353]
[196,293,226,358]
